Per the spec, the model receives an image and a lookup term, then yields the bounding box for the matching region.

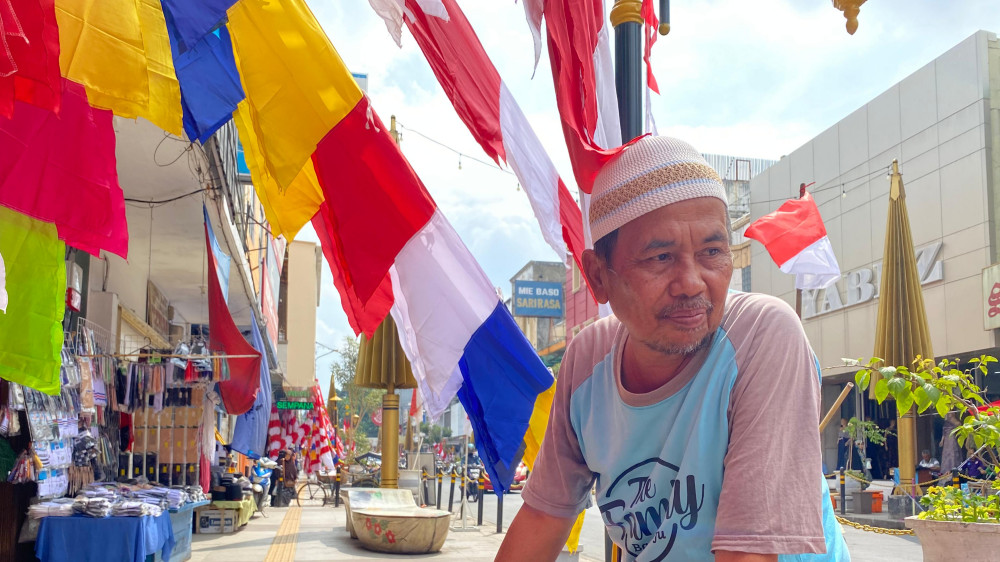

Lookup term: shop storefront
[749,31,1000,473]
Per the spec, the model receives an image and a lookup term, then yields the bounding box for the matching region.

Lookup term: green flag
[0,207,66,395]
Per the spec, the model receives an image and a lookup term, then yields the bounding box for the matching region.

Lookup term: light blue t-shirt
[523,293,850,561]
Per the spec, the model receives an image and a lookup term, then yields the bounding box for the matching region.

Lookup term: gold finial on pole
[832,0,866,35]
[610,0,643,27]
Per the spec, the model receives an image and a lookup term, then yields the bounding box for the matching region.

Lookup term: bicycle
[296,478,329,507]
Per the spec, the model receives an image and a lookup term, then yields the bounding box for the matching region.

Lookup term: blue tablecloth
[36,512,175,562]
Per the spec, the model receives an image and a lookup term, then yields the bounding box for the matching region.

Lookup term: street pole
[605,3,644,560]
[611,0,644,142]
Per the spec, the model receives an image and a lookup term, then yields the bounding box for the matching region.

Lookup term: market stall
[0,320,243,561]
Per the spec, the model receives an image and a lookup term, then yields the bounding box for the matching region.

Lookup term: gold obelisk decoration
[354,313,417,489]
[874,160,934,496]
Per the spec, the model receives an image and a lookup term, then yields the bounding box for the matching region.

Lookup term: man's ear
[581,249,611,304]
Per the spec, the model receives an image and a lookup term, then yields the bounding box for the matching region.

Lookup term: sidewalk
[190,504,508,561]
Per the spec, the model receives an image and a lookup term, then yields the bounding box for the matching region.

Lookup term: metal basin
[351,507,450,554]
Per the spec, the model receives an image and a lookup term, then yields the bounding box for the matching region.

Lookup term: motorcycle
[252,458,278,515]
[466,464,481,503]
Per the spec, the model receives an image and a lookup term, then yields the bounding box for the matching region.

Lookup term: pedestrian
[497,136,848,561]
[939,412,962,474]
[836,418,851,470]
[961,441,985,480]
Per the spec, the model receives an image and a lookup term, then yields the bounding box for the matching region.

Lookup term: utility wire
[125,187,215,206]
[396,122,516,177]
[754,165,892,206]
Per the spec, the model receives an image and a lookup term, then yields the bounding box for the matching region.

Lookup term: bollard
[448,470,457,513]
[953,468,960,488]
[477,476,485,525]
[436,470,443,510]
[839,469,846,516]
[334,470,342,507]
[496,492,503,534]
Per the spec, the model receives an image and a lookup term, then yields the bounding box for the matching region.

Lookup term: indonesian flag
[520,0,629,194]
[744,192,841,290]
[370,0,586,271]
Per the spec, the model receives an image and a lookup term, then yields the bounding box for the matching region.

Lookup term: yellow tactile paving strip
[264,507,302,562]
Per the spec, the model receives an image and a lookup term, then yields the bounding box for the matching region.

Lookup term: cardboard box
[196,508,223,534]
[222,509,236,533]
[160,428,173,455]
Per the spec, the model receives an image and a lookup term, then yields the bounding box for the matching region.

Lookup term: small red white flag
[744,192,841,290]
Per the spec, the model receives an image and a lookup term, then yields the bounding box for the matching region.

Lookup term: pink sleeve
[520,332,597,519]
[712,295,827,555]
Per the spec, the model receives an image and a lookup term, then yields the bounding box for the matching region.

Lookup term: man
[497,137,848,561]
[916,449,940,473]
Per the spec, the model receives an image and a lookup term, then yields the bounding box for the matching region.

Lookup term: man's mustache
[657,297,714,318]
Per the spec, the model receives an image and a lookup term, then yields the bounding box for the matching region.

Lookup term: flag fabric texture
[520,0,627,195]
[0,0,61,118]
[55,0,183,135]
[229,311,273,459]
[169,26,245,144]
[204,205,231,301]
[0,78,127,258]
[0,206,65,395]
[204,206,262,415]
[383,0,585,272]
[744,192,841,290]
[159,0,236,54]
[0,250,7,312]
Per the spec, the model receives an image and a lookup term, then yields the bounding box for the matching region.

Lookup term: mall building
[748,31,1000,472]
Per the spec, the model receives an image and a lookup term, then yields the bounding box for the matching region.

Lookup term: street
[476,492,924,561]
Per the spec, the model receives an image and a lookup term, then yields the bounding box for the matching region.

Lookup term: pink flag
[744,192,841,290]
[0,79,127,257]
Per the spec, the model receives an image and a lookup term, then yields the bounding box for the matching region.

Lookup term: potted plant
[852,355,1000,561]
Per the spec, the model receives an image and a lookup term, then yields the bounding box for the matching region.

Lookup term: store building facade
[748,30,1000,472]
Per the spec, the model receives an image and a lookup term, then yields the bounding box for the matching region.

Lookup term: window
[572,262,581,292]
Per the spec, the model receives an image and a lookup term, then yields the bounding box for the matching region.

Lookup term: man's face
[584,197,733,357]
[922,452,931,461]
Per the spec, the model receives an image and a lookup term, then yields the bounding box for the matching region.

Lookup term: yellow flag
[233,100,324,240]
[55,0,182,135]
[521,380,585,553]
[522,382,555,468]
[227,0,364,192]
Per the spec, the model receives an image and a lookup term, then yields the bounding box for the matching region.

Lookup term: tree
[330,336,383,461]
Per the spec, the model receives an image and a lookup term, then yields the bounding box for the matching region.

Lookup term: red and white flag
[369,0,586,271]
[520,0,628,194]
[744,192,841,290]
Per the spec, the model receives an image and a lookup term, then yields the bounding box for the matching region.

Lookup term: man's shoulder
[561,315,620,389]
[722,291,801,336]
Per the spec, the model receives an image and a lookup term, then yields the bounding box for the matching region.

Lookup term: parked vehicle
[252,457,278,514]
[483,462,528,494]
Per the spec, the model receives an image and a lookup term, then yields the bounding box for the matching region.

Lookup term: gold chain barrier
[835,515,915,536]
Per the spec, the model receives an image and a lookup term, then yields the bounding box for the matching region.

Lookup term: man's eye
[651,253,671,262]
[705,248,721,256]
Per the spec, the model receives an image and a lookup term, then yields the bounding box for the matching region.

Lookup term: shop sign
[276,400,313,410]
[982,262,1000,330]
[512,280,564,318]
[802,241,943,320]
[146,280,170,338]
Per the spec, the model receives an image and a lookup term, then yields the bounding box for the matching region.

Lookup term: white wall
[750,31,999,371]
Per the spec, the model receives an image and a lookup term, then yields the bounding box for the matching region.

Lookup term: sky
[298,0,1000,401]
